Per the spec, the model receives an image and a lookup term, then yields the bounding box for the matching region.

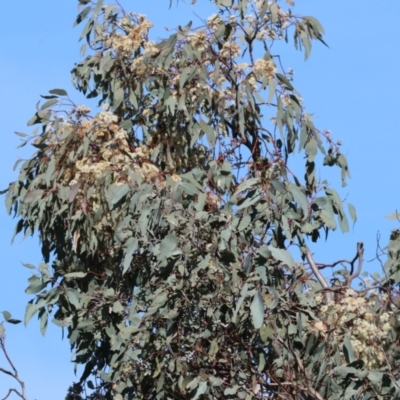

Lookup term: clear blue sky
[1,1,400,399]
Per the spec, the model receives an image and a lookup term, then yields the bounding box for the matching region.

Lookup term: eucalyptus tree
[3,0,400,399]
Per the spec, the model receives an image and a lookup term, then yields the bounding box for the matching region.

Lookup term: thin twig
[345,242,364,286]
[1,388,24,400]
[0,338,27,400]
[316,259,351,270]
[1,340,18,376]
[0,367,14,377]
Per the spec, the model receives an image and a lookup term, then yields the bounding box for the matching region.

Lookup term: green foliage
[3,0,400,399]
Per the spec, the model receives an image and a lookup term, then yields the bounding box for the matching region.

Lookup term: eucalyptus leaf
[268,246,294,268]
[49,89,68,96]
[250,291,264,329]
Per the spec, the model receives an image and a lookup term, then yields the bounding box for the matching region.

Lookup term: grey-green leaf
[192,381,208,400]
[160,234,179,259]
[40,98,58,110]
[66,288,81,308]
[347,203,357,223]
[250,291,264,329]
[49,89,68,96]
[64,272,87,279]
[122,237,138,274]
[268,246,294,268]
[288,183,308,217]
[343,334,356,363]
[24,303,38,325]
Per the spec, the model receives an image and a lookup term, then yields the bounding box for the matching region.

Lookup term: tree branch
[1,388,24,400]
[305,247,333,303]
[345,242,364,286]
[316,259,351,270]
[0,337,27,400]
[0,367,14,377]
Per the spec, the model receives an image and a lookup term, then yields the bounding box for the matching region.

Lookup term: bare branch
[0,337,27,400]
[306,242,365,299]
[1,388,24,400]
[305,247,333,302]
[345,242,364,286]
[0,338,18,376]
[316,259,351,270]
[372,232,390,285]
[0,367,14,377]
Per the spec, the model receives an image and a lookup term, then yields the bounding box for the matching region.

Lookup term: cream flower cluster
[207,14,223,32]
[187,30,208,53]
[105,15,153,54]
[75,105,91,115]
[256,29,276,41]
[220,41,241,59]
[130,57,147,78]
[316,289,392,369]
[53,107,166,213]
[253,58,277,79]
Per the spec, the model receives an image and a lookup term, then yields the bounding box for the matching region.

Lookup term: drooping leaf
[24,303,38,326]
[288,183,308,217]
[122,237,138,274]
[250,291,264,329]
[343,334,356,363]
[347,203,357,223]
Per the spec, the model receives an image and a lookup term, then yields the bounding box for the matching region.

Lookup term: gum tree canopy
[3,0,400,399]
